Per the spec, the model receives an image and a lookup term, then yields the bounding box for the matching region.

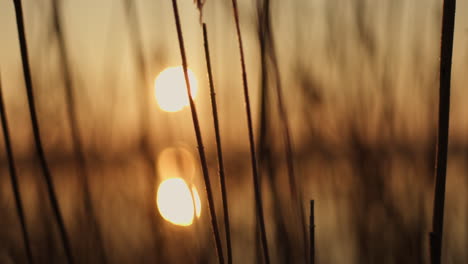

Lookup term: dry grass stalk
[257,0,308,260]
[11,0,74,263]
[171,0,225,263]
[310,200,315,264]
[122,1,166,260]
[229,0,270,263]
[202,23,233,264]
[0,74,34,264]
[430,0,456,263]
[50,1,108,262]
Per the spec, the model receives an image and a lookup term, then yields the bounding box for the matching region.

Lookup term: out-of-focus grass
[0,0,467,263]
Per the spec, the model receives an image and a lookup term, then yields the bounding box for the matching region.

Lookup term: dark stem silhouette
[202,23,233,264]
[430,0,456,264]
[257,0,308,261]
[230,0,270,263]
[122,0,165,261]
[0,74,34,264]
[50,1,108,262]
[11,0,74,263]
[310,200,315,264]
[170,0,224,263]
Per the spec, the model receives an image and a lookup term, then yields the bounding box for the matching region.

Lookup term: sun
[156,178,201,226]
[154,66,198,112]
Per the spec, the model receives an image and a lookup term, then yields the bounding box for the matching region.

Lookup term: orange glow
[157,147,196,180]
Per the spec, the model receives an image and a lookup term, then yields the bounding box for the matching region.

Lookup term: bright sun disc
[156,178,201,226]
[154,66,198,112]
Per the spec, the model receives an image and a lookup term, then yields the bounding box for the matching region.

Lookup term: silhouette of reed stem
[430,0,456,264]
[310,200,315,264]
[50,1,108,262]
[170,1,224,263]
[11,1,74,263]
[257,0,308,261]
[202,23,233,264]
[122,0,151,150]
[229,0,270,263]
[122,2,165,261]
[0,74,34,264]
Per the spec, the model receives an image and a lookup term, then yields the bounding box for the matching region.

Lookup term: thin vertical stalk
[256,4,294,262]
[170,1,224,263]
[11,1,74,263]
[259,0,308,260]
[310,200,315,264]
[202,23,233,264]
[50,1,108,262]
[430,1,456,264]
[230,1,270,263]
[256,41,269,264]
[123,1,165,261]
[123,0,151,150]
[0,74,34,264]
[271,44,308,262]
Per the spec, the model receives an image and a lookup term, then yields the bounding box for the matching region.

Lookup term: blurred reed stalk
[0,74,34,264]
[310,200,315,264]
[430,0,456,264]
[257,0,308,261]
[123,0,165,261]
[11,0,74,263]
[256,3,292,263]
[50,1,108,262]
[202,22,233,264]
[170,0,224,263]
[229,1,270,263]
[123,1,165,260]
[123,0,152,153]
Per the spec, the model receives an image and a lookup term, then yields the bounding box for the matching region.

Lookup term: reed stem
[202,23,233,264]
[123,1,166,260]
[51,1,108,262]
[170,1,224,263]
[123,0,151,148]
[0,74,34,264]
[11,1,74,263]
[310,200,315,264]
[430,1,456,264]
[230,0,270,263]
[259,0,308,260]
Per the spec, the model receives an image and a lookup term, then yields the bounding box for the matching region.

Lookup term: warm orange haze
[0,0,467,264]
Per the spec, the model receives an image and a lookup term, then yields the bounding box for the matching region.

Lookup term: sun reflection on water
[156,147,201,226]
[156,178,201,226]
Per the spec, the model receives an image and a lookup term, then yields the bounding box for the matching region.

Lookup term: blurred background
[0,0,467,263]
